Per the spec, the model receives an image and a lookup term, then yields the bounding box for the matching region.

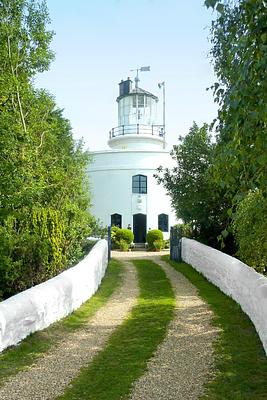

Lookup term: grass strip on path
[57,259,175,400]
[0,259,123,386]
[164,256,267,400]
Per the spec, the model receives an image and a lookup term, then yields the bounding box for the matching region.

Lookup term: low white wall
[0,239,108,353]
[181,238,267,355]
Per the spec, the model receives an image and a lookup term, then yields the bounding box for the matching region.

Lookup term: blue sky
[35,0,218,151]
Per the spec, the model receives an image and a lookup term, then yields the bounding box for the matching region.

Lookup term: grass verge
[57,259,175,400]
[0,258,123,386]
[163,255,267,400]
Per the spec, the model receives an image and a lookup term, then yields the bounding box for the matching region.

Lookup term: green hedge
[232,190,267,274]
[0,207,91,300]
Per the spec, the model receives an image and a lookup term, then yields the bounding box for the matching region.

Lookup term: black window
[111,213,122,228]
[132,175,147,194]
[158,214,169,232]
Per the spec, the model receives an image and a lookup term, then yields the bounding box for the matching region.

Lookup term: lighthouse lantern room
[108,73,165,150]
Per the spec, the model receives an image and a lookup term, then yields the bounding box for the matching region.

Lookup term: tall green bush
[232,190,267,274]
[0,0,96,300]
[0,206,92,299]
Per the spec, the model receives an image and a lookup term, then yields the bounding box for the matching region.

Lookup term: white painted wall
[88,149,177,238]
[0,240,108,353]
[108,133,165,150]
[181,238,267,355]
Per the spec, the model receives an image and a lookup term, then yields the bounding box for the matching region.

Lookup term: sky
[35,0,218,151]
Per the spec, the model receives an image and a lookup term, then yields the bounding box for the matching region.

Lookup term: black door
[133,214,147,243]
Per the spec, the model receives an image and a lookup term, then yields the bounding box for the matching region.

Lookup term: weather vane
[130,66,150,88]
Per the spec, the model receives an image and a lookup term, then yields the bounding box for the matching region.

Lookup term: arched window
[158,213,169,232]
[132,175,147,194]
[111,213,122,228]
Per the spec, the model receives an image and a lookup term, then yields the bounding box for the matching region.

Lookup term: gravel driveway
[0,251,218,400]
[0,261,138,400]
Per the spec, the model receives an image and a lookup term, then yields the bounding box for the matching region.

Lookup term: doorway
[133,213,147,243]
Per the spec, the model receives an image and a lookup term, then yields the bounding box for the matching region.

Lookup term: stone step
[133,243,146,251]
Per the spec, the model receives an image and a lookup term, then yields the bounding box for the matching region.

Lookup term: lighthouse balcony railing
[109,124,165,139]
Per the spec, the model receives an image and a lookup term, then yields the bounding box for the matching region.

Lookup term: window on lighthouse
[158,214,169,232]
[133,95,145,108]
[132,175,147,194]
[111,213,122,228]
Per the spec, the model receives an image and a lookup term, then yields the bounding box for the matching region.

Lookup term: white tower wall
[88,150,176,239]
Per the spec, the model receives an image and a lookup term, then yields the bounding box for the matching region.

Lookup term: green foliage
[163,239,170,249]
[156,123,231,248]
[117,228,134,244]
[208,0,267,200]
[87,217,107,239]
[173,223,193,240]
[232,190,267,273]
[153,239,163,251]
[118,239,129,252]
[111,226,120,249]
[0,203,93,298]
[0,209,64,297]
[204,0,267,264]
[0,1,97,298]
[146,229,163,250]
[158,1,267,269]
[111,227,134,249]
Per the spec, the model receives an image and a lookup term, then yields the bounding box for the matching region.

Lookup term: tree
[156,123,230,247]
[0,0,54,133]
[204,0,267,270]
[0,1,96,298]
[205,0,267,201]
[0,88,93,298]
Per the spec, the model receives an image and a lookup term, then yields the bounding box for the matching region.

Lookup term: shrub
[111,227,134,249]
[119,240,129,252]
[111,226,121,249]
[146,230,163,251]
[117,228,134,244]
[173,223,193,240]
[153,239,164,251]
[232,190,267,274]
[0,206,93,300]
[0,202,93,301]
[164,239,170,249]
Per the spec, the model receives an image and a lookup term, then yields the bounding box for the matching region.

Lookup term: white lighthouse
[88,72,177,243]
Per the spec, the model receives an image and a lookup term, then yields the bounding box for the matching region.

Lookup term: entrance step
[133,243,147,251]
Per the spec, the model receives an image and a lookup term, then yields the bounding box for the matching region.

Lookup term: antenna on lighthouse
[131,66,150,88]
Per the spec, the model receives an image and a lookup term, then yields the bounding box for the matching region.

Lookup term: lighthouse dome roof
[116,86,158,102]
